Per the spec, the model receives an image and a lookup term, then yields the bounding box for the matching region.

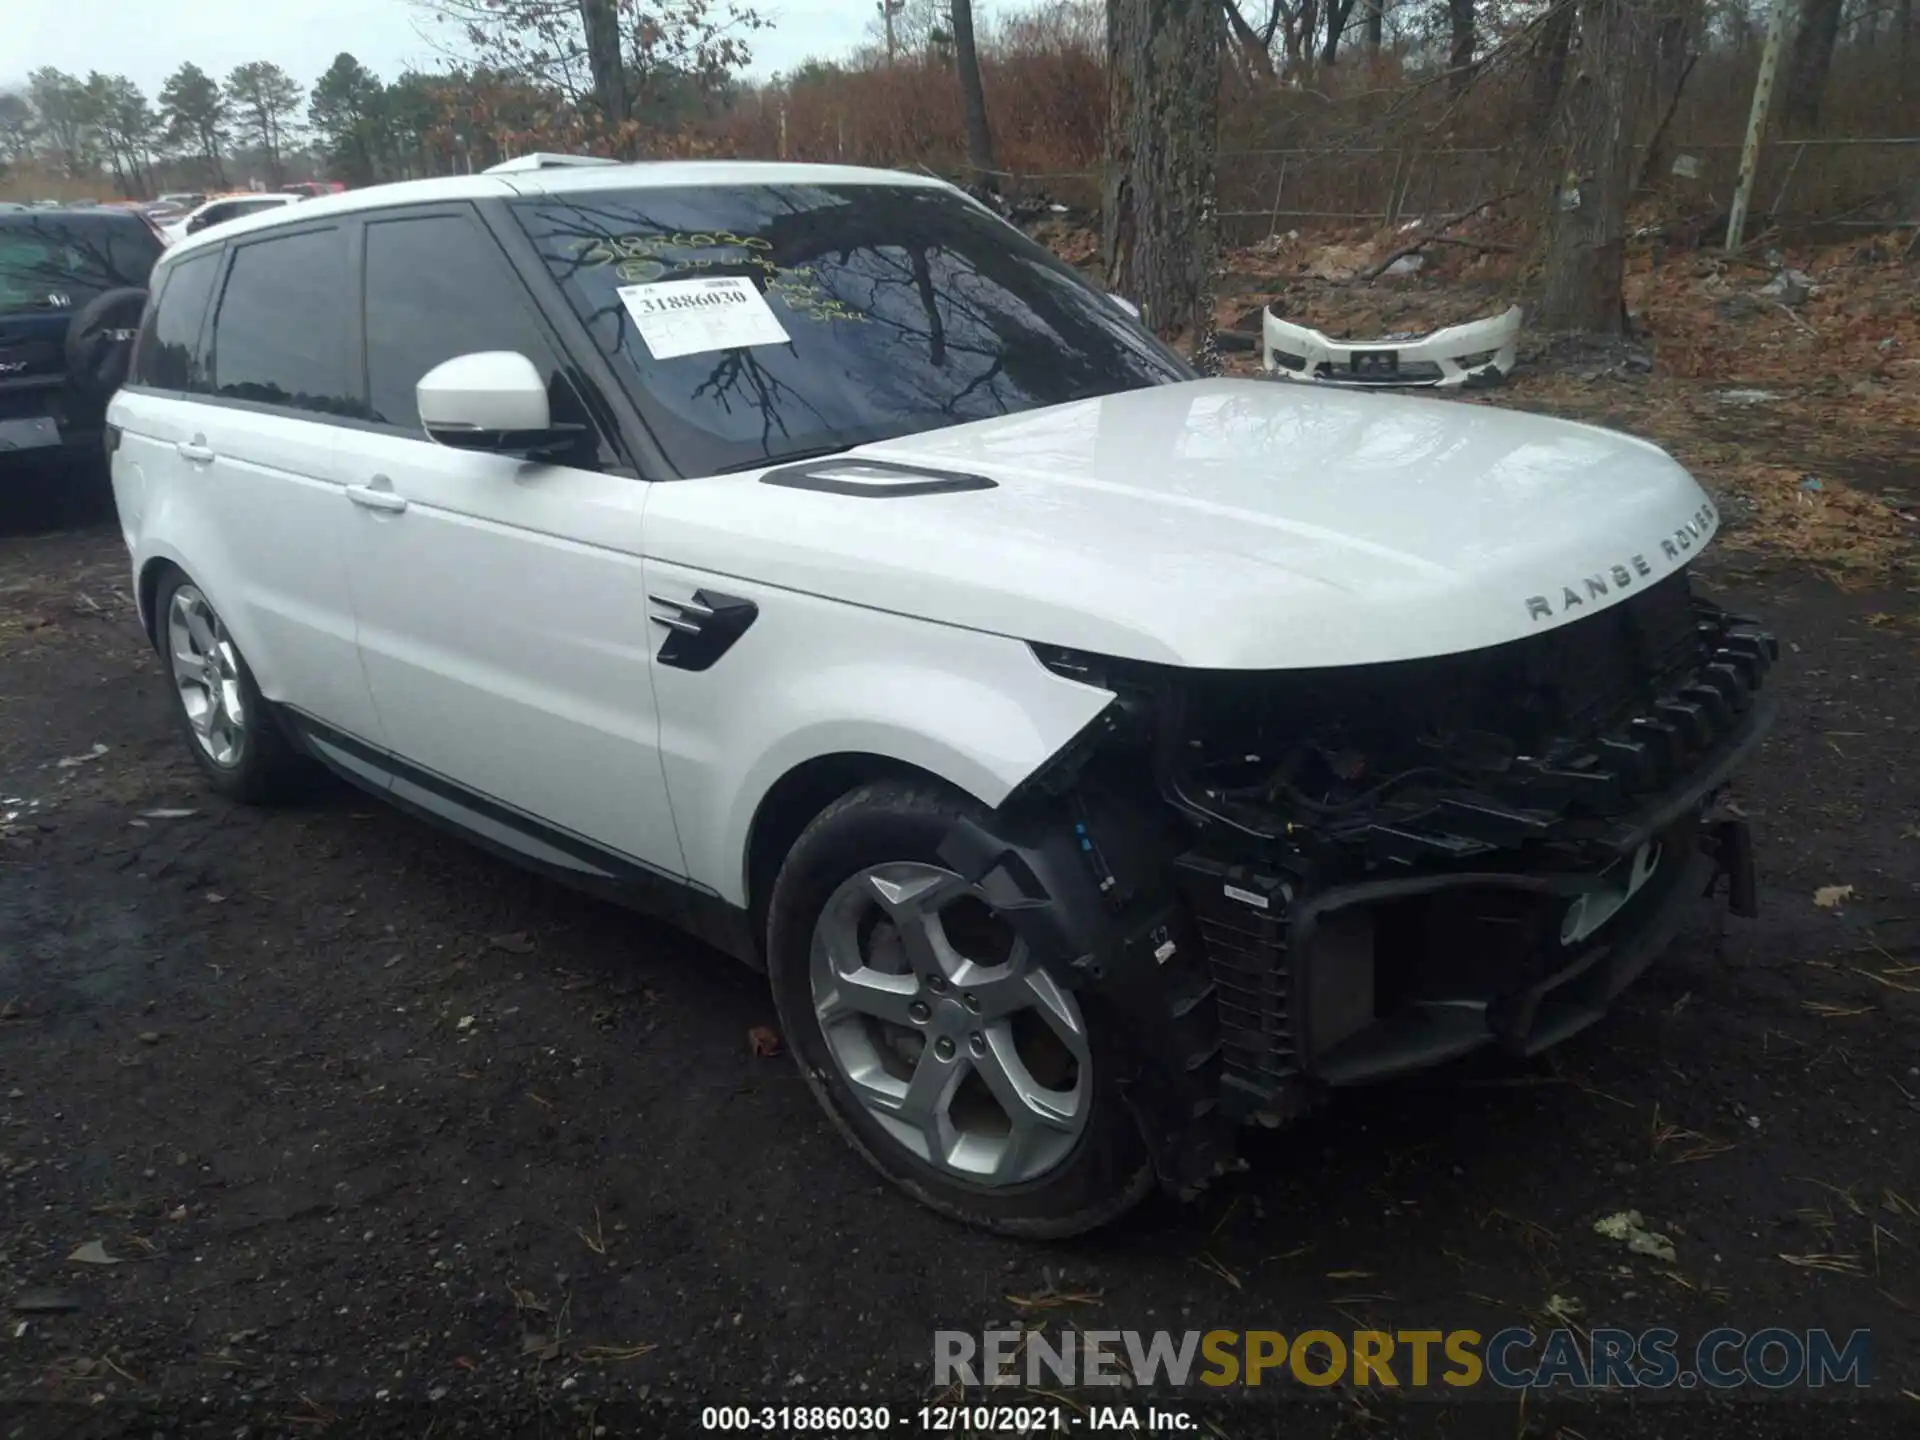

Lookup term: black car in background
[1,206,161,489]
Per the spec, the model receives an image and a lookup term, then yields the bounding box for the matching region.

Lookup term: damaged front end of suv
[934,567,1776,1198]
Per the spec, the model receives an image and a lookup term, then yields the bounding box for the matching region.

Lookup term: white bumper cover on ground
[1262,304,1523,388]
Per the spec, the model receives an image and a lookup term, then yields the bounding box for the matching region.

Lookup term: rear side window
[0,215,159,314]
[208,227,357,417]
[362,212,610,469]
[132,252,219,391]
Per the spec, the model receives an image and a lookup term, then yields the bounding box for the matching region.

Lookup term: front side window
[360,212,609,470]
[208,227,357,417]
[511,183,1188,476]
[132,251,220,391]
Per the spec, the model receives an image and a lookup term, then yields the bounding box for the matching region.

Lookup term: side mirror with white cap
[416,350,585,458]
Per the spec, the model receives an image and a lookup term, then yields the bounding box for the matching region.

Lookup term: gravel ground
[1,475,1916,1440]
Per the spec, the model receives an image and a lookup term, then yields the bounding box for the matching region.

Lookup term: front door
[334,207,686,880]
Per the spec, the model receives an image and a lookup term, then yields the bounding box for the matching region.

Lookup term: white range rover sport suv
[108,159,1776,1237]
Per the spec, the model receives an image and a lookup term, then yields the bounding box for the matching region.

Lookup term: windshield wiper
[712,440,860,475]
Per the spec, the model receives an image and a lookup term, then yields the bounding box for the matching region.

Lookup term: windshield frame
[497,179,1193,481]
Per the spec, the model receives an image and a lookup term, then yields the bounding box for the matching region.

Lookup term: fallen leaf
[67,1241,123,1267]
[1813,884,1855,909]
[54,743,109,769]
[1594,1210,1677,1264]
[204,891,225,904]
[748,1024,783,1058]
[489,932,535,955]
[456,1015,476,1032]
[138,808,198,820]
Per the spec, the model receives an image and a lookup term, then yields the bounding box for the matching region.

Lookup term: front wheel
[766,780,1155,1237]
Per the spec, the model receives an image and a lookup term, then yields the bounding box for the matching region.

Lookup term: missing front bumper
[1262,304,1522,388]
[1178,808,1759,1118]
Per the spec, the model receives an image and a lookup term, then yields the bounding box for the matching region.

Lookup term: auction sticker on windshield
[616,276,792,360]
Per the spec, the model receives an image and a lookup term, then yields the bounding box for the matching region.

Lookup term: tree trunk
[578,0,629,130]
[1781,0,1843,131]
[1635,9,1700,192]
[1445,0,1476,92]
[1537,0,1651,332]
[1104,0,1220,370]
[1902,0,1913,92]
[1530,2,1576,129]
[1323,0,1358,62]
[950,0,997,177]
[1365,0,1383,53]
[1222,0,1277,78]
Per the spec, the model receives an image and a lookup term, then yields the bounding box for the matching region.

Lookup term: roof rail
[482,153,623,174]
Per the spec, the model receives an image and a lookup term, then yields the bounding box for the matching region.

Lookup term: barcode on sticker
[1222,884,1269,910]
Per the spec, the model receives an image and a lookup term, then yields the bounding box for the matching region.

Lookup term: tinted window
[0,214,160,314]
[363,213,609,469]
[132,252,220,391]
[209,227,357,416]
[511,185,1189,475]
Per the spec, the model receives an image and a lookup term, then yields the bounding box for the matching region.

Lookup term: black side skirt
[281,709,760,968]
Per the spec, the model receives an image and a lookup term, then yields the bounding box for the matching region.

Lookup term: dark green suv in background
[1,206,161,494]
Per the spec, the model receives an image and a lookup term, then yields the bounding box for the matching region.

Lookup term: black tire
[151,567,309,804]
[766,779,1156,1238]
[64,286,148,397]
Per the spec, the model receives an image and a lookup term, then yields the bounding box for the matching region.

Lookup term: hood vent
[759,458,996,498]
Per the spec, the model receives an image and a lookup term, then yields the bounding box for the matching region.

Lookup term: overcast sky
[6,0,958,97]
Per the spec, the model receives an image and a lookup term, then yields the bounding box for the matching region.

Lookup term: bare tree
[1529,2,1577,130]
[1221,0,1278,78]
[1781,0,1844,130]
[950,0,996,178]
[1103,0,1219,369]
[1444,0,1477,92]
[580,0,629,124]
[1537,0,1660,331]
[1321,0,1360,62]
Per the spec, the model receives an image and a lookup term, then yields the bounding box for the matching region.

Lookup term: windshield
[511,182,1190,475]
[0,215,159,315]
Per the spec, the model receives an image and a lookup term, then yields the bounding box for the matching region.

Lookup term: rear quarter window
[132,251,221,392]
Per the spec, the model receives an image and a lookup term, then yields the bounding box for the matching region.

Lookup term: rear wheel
[155,570,308,802]
[766,780,1155,1237]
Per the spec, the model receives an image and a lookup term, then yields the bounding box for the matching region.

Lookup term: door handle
[346,479,408,514]
[176,437,214,464]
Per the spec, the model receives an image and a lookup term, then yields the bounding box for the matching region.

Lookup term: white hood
[643,378,1720,670]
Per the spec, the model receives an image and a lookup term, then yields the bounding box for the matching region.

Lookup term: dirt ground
[3,316,1918,1438]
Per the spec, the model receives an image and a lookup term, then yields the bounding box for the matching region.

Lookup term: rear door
[333,204,686,879]
[111,245,222,551]
[127,223,383,743]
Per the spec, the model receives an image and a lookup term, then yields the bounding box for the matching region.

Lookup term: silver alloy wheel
[166,585,246,768]
[809,861,1091,1186]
